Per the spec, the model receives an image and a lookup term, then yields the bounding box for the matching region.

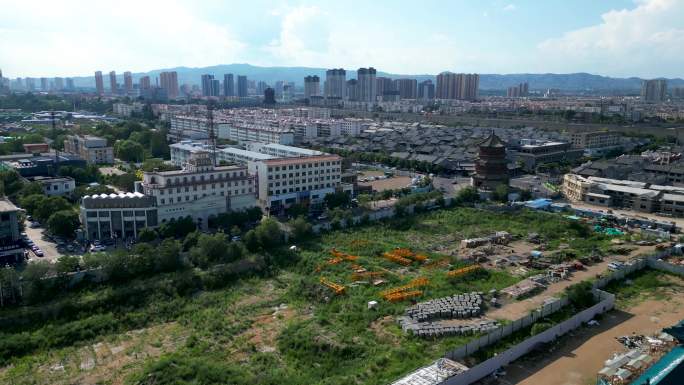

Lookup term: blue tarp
[525,198,552,210]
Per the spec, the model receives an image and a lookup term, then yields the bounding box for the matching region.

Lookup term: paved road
[23,220,62,262]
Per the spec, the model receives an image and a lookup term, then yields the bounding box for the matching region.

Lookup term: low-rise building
[137,150,256,227]
[27,176,76,196]
[80,192,158,241]
[2,153,86,177]
[561,173,684,216]
[23,143,49,154]
[63,135,114,164]
[113,102,144,117]
[509,139,584,172]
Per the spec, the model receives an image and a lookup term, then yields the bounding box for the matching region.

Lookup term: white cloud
[0,0,246,77]
[262,5,484,74]
[537,0,684,77]
[503,4,516,11]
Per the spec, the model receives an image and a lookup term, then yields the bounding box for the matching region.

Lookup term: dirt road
[498,294,684,385]
[487,245,656,321]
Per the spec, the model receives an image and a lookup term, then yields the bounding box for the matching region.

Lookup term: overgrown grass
[0,207,614,385]
[603,268,684,308]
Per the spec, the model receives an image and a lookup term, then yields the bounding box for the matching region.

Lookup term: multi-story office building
[641,79,667,102]
[436,72,479,100]
[253,152,342,210]
[63,135,114,164]
[168,115,210,142]
[257,81,269,95]
[80,192,158,240]
[212,79,220,97]
[113,102,144,117]
[139,76,151,90]
[376,77,394,98]
[507,82,529,97]
[325,68,346,98]
[418,80,435,100]
[54,77,64,91]
[223,73,234,96]
[65,78,75,91]
[137,150,255,227]
[264,87,276,104]
[159,71,179,99]
[357,67,377,103]
[570,131,621,149]
[170,142,343,211]
[109,71,117,94]
[346,79,359,101]
[304,75,320,100]
[394,78,417,99]
[123,71,133,93]
[40,77,48,91]
[237,75,248,97]
[0,199,25,263]
[95,71,104,95]
[27,176,76,196]
[222,123,294,145]
[201,74,216,97]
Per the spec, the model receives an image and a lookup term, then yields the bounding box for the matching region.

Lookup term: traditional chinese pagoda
[471,133,509,190]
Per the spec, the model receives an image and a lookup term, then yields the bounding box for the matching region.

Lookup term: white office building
[137,150,256,227]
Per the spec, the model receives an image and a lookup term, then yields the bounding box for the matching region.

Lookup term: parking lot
[23,220,86,262]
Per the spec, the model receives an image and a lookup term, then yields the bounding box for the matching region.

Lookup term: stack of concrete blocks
[405,292,483,322]
[398,292,499,339]
[399,317,499,339]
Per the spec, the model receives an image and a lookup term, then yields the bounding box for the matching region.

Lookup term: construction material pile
[380,277,430,302]
[399,317,499,339]
[405,292,483,322]
[398,291,498,339]
[460,231,512,249]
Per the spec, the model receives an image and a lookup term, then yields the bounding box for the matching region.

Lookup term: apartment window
[177,197,181,202]
[161,198,165,204]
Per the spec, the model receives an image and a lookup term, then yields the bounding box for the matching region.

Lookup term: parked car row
[21,232,43,257]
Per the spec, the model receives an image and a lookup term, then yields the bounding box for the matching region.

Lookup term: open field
[0,207,622,385]
[495,269,684,385]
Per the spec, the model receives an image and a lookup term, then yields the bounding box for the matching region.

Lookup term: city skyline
[1,0,683,78]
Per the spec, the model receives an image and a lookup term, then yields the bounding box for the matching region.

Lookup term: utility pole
[207,100,217,167]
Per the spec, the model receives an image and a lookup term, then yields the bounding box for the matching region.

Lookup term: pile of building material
[405,292,483,322]
[390,358,468,385]
[460,231,512,249]
[399,317,499,339]
[500,278,544,299]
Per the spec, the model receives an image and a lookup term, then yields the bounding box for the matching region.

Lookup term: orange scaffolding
[350,271,385,281]
[380,277,430,299]
[320,277,346,295]
[446,265,481,278]
[383,252,413,266]
[385,290,423,302]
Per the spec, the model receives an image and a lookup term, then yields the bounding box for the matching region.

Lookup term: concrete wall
[442,291,615,385]
[433,248,681,385]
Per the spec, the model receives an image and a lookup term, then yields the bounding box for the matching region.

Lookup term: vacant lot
[0,207,621,385]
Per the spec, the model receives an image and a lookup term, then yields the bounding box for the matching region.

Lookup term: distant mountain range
[69,63,684,91]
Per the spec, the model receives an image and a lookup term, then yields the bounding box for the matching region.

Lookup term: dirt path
[497,288,684,385]
[487,245,656,321]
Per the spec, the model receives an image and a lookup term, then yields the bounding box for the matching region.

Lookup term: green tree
[491,184,510,203]
[157,239,182,272]
[47,210,80,238]
[35,196,71,223]
[114,139,145,162]
[18,182,44,198]
[137,227,157,243]
[324,191,351,209]
[55,255,80,276]
[290,217,312,241]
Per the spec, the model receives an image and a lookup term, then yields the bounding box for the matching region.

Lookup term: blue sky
[1,0,683,78]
